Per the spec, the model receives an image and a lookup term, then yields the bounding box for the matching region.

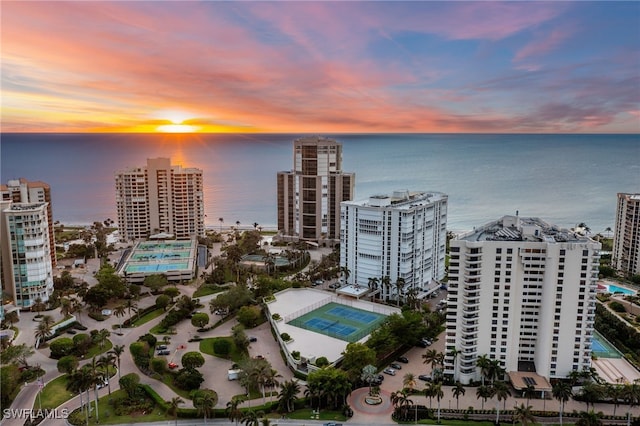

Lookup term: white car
[383,368,396,376]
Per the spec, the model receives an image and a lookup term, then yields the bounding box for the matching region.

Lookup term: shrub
[181,351,205,369]
[315,356,329,368]
[191,312,210,329]
[280,333,291,342]
[138,333,157,348]
[129,342,149,358]
[57,355,79,374]
[119,373,140,399]
[49,337,75,359]
[609,301,626,313]
[271,313,281,321]
[237,305,261,328]
[174,368,204,391]
[149,357,167,374]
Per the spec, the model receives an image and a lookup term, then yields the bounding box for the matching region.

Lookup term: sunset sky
[2,1,639,133]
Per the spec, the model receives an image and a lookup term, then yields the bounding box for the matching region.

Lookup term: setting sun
[157,123,198,133]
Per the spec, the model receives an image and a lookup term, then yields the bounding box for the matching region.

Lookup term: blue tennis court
[305,317,357,336]
[326,306,378,324]
[592,332,622,358]
[288,302,387,343]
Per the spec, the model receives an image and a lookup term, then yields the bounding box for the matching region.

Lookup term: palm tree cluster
[65,355,115,424]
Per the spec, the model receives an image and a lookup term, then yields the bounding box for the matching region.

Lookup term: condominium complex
[613,192,640,276]
[1,178,56,268]
[0,201,55,310]
[445,215,601,385]
[115,158,205,241]
[340,190,448,301]
[277,136,354,244]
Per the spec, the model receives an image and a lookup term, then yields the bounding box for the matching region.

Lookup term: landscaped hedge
[595,303,640,367]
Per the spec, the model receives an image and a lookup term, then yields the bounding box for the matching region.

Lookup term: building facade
[340,190,448,301]
[1,178,56,268]
[613,193,640,276]
[445,215,601,384]
[115,158,205,241]
[277,136,354,243]
[0,201,55,309]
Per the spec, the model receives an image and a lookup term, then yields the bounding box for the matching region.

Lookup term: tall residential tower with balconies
[277,136,354,244]
[613,193,640,277]
[445,215,600,385]
[0,201,55,309]
[340,190,448,301]
[115,158,204,241]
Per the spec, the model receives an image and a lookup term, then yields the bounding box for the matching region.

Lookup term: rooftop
[346,190,447,209]
[458,215,596,244]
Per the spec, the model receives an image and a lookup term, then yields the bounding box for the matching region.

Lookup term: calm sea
[1,133,638,234]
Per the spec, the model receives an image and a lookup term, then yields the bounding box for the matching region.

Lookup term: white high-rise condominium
[613,193,640,277]
[340,190,448,302]
[277,136,354,244]
[115,158,204,241]
[0,201,54,309]
[445,215,601,385]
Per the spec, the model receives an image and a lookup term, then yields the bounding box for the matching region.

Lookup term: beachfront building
[115,157,205,242]
[0,201,55,310]
[277,136,354,245]
[613,192,640,277]
[445,215,601,386]
[1,178,56,268]
[340,190,448,302]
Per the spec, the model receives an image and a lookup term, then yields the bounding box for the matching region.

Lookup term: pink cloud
[514,27,574,64]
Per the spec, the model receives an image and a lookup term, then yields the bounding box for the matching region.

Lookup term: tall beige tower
[277,136,354,244]
[613,193,640,276]
[115,158,204,241]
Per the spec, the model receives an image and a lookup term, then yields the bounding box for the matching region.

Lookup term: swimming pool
[592,331,622,358]
[607,284,637,296]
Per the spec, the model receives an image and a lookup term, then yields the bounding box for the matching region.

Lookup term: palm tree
[97,328,110,349]
[71,298,84,324]
[492,381,511,424]
[523,383,536,405]
[361,364,377,395]
[226,396,245,426]
[433,382,444,423]
[452,381,465,410]
[60,298,72,317]
[394,277,406,306]
[575,409,604,426]
[622,382,640,426]
[34,320,53,346]
[488,359,505,384]
[422,349,444,379]
[125,298,138,322]
[424,382,437,409]
[552,380,573,426]
[513,403,535,426]
[381,275,391,300]
[88,357,101,422]
[109,344,125,381]
[448,347,460,382]
[476,354,491,386]
[606,384,623,417]
[218,217,224,232]
[278,379,300,413]
[476,385,491,410]
[581,382,605,411]
[241,410,264,426]
[403,372,417,393]
[114,304,126,331]
[194,389,218,425]
[167,397,184,426]
[66,368,91,426]
[97,353,115,396]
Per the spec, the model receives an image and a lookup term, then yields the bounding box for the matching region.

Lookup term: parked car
[377,374,384,382]
[383,368,396,376]
[157,350,170,356]
[313,280,323,286]
[168,362,178,369]
[328,283,340,289]
[156,345,167,350]
[96,379,109,389]
[248,336,257,342]
[416,340,428,348]
[396,356,409,363]
[418,374,432,382]
[390,362,402,370]
[323,423,343,426]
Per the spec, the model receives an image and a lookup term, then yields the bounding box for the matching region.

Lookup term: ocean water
[1,133,638,233]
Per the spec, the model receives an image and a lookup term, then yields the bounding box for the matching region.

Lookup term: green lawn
[192,284,225,298]
[130,308,165,327]
[85,339,113,358]
[35,375,75,410]
[199,337,245,362]
[85,389,167,425]
[287,407,346,422]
